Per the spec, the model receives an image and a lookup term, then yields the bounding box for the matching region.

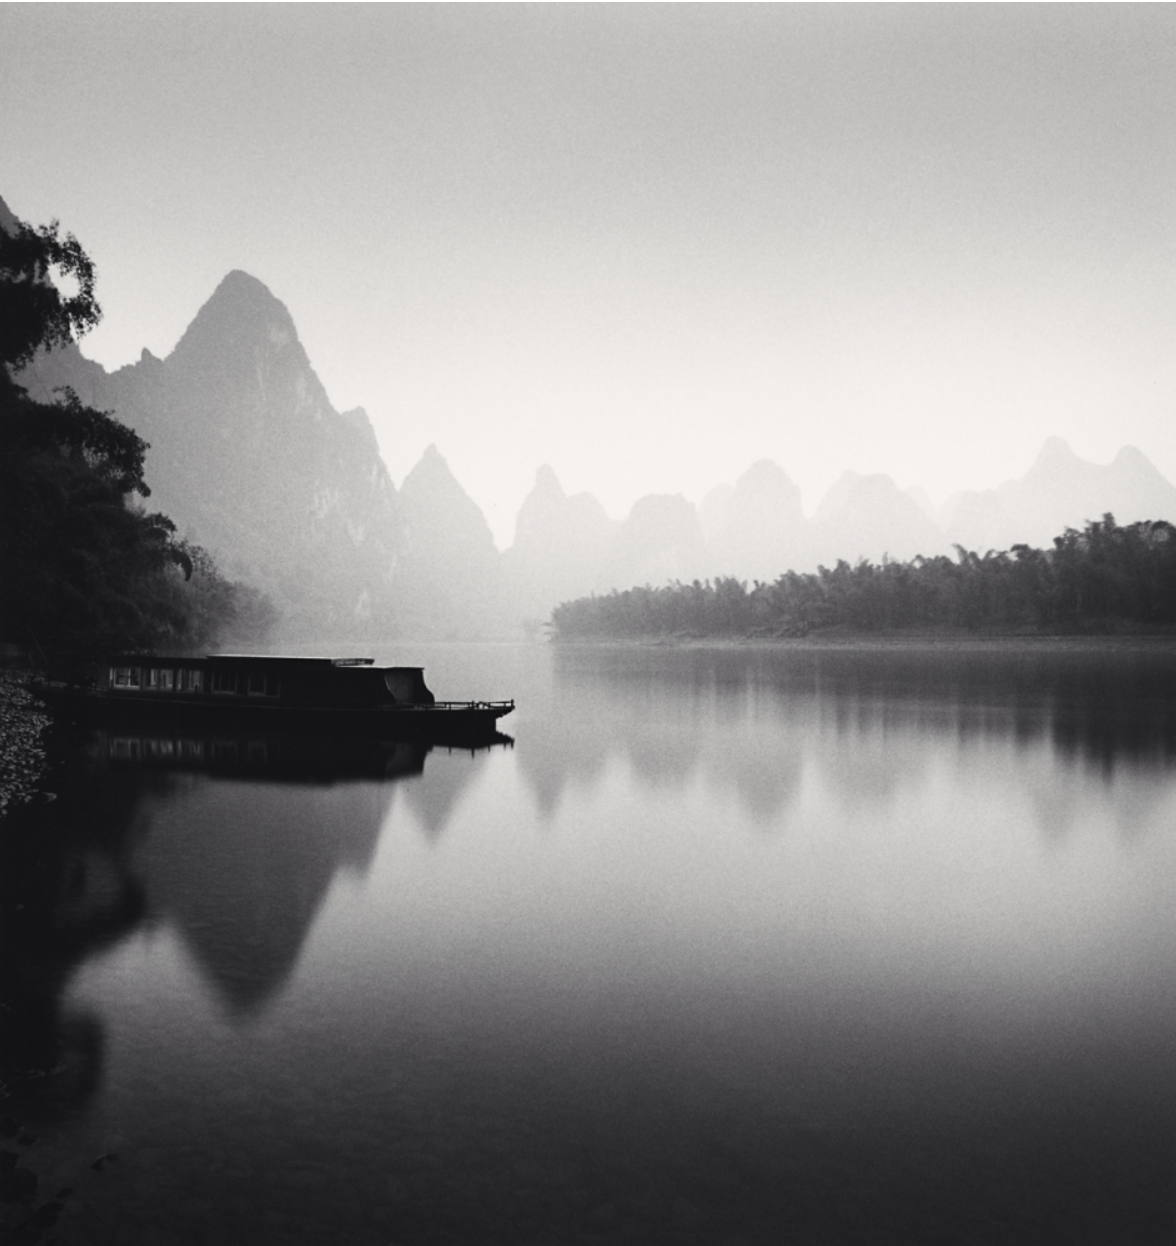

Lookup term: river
[3,640,1175,1244]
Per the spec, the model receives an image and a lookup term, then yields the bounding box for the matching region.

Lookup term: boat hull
[41,688,513,743]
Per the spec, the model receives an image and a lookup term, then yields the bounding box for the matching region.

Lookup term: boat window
[111,666,141,689]
[212,670,240,695]
[159,670,175,691]
[245,671,281,697]
[186,670,204,693]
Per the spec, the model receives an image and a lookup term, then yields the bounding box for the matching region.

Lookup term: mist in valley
[3,6,1175,644]
[6,12,1176,1242]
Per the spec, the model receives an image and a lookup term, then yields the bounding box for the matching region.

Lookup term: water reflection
[0,731,154,1125]
[136,773,392,1017]
[399,743,502,841]
[519,643,1176,835]
[0,727,507,1120]
[9,645,1176,1244]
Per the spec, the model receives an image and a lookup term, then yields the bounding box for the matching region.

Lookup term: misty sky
[3,4,1174,545]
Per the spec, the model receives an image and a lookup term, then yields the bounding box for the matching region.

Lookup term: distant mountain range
[8,194,1175,639]
[942,437,1176,554]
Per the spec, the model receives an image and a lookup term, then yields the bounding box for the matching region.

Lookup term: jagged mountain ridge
[20,270,412,638]
[14,253,519,638]
[6,186,1172,632]
[515,443,1176,614]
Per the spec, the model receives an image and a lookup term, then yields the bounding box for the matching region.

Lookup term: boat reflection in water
[0,724,510,1137]
[106,727,512,1016]
[105,728,436,784]
[9,642,1176,1244]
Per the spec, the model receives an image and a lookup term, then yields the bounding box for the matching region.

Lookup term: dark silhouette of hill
[8,190,1173,637]
[2,197,271,658]
[21,270,408,641]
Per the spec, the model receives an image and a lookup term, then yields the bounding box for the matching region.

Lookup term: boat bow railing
[419,699,514,712]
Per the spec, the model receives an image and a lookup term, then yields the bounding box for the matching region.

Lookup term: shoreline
[0,670,52,817]
[550,628,1176,653]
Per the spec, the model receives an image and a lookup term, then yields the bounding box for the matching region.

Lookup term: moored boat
[42,654,514,742]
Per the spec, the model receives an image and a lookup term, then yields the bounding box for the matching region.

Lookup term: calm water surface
[4,642,1176,1244]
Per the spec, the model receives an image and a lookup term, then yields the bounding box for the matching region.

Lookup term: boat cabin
[100,655,436,708]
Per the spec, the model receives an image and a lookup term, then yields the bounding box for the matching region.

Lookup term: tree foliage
[1,212,273,663]
[550,516,1176,640]
[0,219,101,371]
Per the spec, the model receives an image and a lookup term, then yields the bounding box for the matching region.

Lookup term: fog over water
[5,643,1176,1243]
[2,6,1174,541]
[4,7,1176,1240]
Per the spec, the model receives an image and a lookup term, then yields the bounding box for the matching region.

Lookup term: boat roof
[108,654,424,671]
[213,655,375,666]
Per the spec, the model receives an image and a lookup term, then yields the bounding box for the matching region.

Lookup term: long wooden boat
[42,654,514,742]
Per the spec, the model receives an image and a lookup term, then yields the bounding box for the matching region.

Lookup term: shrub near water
[0,673,50,816]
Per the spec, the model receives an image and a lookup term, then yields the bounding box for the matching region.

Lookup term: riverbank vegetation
[0,673,50,817]
[550,516,1176,640]
[0,215,274,668]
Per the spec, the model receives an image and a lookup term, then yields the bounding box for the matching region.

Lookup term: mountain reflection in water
[520,643,1176,832]
[108,729,509,1016]
[4,643,1175,1245]
[0,729,508,1128]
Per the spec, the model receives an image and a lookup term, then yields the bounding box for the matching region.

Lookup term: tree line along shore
[5,213,1175,665]
[549,515,1176,642]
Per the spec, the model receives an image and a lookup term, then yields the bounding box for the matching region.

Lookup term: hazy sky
[3,4,1174,545]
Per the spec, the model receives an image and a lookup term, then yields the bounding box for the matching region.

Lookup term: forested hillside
[0,212,274,664]
[550,517,1176,639]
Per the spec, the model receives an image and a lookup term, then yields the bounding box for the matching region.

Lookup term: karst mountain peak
[6,193,1173,638]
